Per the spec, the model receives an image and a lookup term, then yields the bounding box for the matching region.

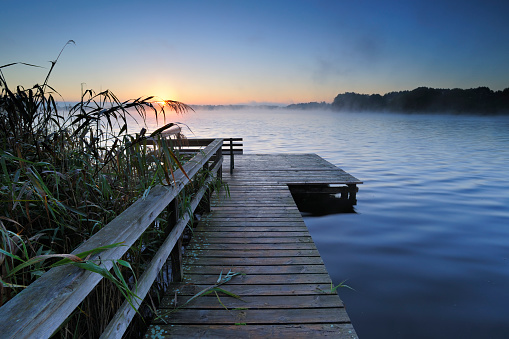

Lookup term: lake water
[143,108,509,338]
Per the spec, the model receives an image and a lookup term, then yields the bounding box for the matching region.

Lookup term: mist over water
[142,108,509,338]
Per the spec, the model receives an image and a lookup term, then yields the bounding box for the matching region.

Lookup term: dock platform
[146,154,362,338]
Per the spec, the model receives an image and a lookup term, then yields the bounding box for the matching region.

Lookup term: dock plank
[183,265,329,274]
[159,294,342,308]
[145,154,359,338]
[184,249,320,257]
[166,283,339,296]
[181,273,333,285]
[186,242,318,250]
[153,308,351,325]
[183,256,324,266]
[146,324,356,339]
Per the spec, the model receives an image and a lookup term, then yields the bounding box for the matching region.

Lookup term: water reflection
[288,184,357,216]
[138,109,509,339]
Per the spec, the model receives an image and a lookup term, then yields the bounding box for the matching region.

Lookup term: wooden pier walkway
[146,154,362,338]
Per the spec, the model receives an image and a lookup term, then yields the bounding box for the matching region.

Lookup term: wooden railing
[0,138,224,339]
[172,137,243,174]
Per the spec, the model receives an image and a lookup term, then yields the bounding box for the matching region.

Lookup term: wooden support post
[348,184,357,205]
[201,162,211,214]
[341,188,348,199]
[203,188,211,213]
[167,197,183,282]
[170,236,183,282]
[217,145,223,179]
[167,198,178,235]
[229,137,234,174]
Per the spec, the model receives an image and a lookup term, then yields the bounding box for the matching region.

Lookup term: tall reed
[0,42,198,337]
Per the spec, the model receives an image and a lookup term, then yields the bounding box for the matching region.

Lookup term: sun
[153,99,169,108]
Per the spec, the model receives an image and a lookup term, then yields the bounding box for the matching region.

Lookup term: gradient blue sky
[2,0,508,104]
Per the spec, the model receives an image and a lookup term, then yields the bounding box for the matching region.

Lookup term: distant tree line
[332,87,509,114]
[192,104,282,110]
[285,101,331,110]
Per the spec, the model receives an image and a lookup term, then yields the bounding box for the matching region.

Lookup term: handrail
[101,158,223,339]
[0,138,224,339]
[145,137,242,174]
[173,138,243,174]
[176,137,243,154]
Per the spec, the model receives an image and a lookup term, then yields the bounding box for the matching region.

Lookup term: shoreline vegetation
[193,86,509,115]
[0,43,200,337]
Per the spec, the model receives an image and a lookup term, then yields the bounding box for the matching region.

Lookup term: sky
[1,0,509,105]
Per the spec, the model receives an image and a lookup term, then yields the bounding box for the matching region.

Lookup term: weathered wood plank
[197,221,307,227]
[145,323,356,339]
[183,256,324,266]
[212,194,294,199]
[225,179,360,185]
[193,226,308,232]
[191,231,311,238]
[211,202,296,207]
[185,242,318,251]
[211,206,299,211]
[207,215,303,220]
[210,211,300,216]
[167,283,337,296]
[152,308,351,325]
[198,219,307,225]
[201,217,303,222]
[193,234,313,241]
[182,273,333,285]
[228,172,359,178]
[185,247,319,256]
[184,249,320,258]
[191,236,314,244]
[216,189,290,194]
[160,294,342,309]
[213,196,292,201]
[183,264,328,275]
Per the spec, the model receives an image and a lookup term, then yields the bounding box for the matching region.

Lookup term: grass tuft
[0,42,212,337]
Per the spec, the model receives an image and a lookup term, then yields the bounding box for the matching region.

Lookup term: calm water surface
[145,109,509,338]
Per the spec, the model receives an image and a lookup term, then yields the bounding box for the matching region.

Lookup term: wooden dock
[146,154,362,338]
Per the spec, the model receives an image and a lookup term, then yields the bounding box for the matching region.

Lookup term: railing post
[230,138,234,174]
[201,162,211,214]
[217,141,223,180]
[167,197,183,282]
